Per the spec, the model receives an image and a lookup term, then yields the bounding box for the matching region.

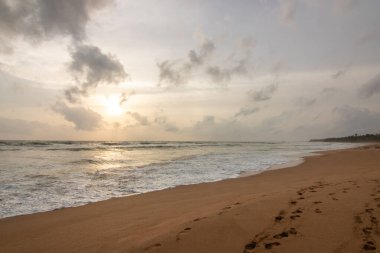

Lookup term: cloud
[294,97,316,107]
[206,58,249,85]
[119,91,135,106]
[248,81,278,102]
[321,87,338,94]
[206,66,232,84]
[334,0,358,14]
[52,101,103,131]
[192,115,216,129]
[331,69,346,79]
[157,38,215,87]
[0,0,127,108]
[207,37,254,85]
[126,111,149,126]
[280,0,296,23]
[187,39,215,67]
[234,106,260,118]
[64,44,127,103]
[157,36,254,87]
[157,60,188,88]
[331,106,380,135]
[0,0,112,50]
[0,117,45,135]
[358,73,380,99]
[154,115,178,132]
[354,30,380,48]
[184,115,258,141]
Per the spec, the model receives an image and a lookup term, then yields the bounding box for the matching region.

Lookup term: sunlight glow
[105,95,123,116]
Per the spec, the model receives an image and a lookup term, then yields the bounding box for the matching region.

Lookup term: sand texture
[1,145,380,252]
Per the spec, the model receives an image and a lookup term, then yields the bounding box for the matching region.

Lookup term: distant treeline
[310,134,380,142]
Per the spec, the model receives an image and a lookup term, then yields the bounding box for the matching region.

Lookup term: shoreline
[1,144,379,252]
[0,143,358,220]
[238,143,363,178]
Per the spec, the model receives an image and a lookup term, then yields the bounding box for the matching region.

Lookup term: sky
[0,0,379,141]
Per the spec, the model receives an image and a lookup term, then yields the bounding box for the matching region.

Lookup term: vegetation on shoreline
[310,134,380,142]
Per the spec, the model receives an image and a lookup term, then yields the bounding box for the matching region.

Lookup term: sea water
[0,141,358,218]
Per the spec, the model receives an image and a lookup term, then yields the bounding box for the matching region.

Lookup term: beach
[1,145,379,252]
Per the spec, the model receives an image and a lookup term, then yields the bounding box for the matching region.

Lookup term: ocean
[0,141,358,218]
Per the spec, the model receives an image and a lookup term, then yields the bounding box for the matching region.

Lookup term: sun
[105,95,123,116]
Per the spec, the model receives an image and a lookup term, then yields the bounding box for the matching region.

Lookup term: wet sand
[1,145,380,253]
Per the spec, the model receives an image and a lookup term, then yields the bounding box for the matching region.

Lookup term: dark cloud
[0,0,127,106]
[52,101,103,131]
[157,39,215,87]
[234,106,259,118]
[248,81,278,102]
[0,0,112,49]
[65,44,127,103]
[358,74,380,99]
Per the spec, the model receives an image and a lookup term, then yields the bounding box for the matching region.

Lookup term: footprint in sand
[290,214,301,220]
[275,215,284,222]
[193,217,207,222]
[292,208,303,214]
[264,242,280,249]
[370,216,378,225]
[363,227,372,235]
[144,243,162,251]
[245,228,298,251]
[354,200,380,252]
[275,210,286,222]
[176,227,192,241]
[218,203,241,215]
[363,241,376,251]
[218,206,232,215]
[244,241,257,251]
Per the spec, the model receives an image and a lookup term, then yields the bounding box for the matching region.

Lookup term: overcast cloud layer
[0,0,379,141]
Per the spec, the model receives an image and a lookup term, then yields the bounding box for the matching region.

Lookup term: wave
[0,140,283,152]
[70,159,102,165]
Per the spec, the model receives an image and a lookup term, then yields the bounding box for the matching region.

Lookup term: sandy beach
[1,145,380,253]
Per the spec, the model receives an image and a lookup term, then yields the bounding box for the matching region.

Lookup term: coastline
[239,143,362,178]
[1,144,379,252]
